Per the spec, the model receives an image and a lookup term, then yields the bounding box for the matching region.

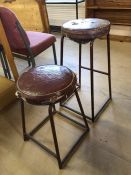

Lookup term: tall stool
[16,65,89,169]
[60,18,112,122]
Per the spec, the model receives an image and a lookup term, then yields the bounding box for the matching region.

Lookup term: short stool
[16,65,89,169]
[60,18,112,122]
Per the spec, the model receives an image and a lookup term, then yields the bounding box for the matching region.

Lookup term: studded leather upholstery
[17,65,77,105]
[61,18,110,43]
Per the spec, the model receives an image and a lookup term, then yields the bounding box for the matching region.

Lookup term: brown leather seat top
[61,18,110,43]
[17,65,77,105]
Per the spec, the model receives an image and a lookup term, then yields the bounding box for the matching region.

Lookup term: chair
[0,6,57,67]
[16,64,89,169]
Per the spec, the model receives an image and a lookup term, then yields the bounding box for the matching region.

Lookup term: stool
[16,65,89,169]
[60,18,112,122]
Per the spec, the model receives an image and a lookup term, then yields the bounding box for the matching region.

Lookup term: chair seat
[61,18,110,43]
[13,31,56,57]
[17,65,77,105]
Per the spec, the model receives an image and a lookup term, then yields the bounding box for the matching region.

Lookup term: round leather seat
[17,65,77,105]
[61,18,110,43]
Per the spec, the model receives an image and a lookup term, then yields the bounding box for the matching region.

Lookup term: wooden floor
[0,35,131,174]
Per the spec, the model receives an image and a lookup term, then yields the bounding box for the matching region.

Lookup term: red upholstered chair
[0,6,57,67]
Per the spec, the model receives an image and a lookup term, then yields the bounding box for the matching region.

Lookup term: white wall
[46,2,85,26]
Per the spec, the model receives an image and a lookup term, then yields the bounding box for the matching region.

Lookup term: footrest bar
[27,134,57,158]
[61,97,111,122]
[81,66,109,75]
[61,129,88,168]
[29,115,50,136]
[93,97,111,121]
[60,104,92,120]
[57,111,86,128]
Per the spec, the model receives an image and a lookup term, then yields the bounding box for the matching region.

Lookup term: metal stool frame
[60,34,112,122]
[19,89,89,169]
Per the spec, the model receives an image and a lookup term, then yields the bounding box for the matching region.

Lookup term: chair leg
[49,104,62,169]
[0,51,8,78]
[0,49,11,79]
[75,0,79,19]
[2,50,12,79]
[52,44,57,65]
[79,43,82,87]
[30,57,36,67]
[107,34,112,99]
[60,36,65,65]
[90,41,95,122]
[27,57,31,67]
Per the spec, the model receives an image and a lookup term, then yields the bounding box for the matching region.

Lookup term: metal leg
[49,104,62,169]
[79,43,82,86]
[0,49,11,79]
[2,50,12,79]
[60,36,65,65]
[31,57,36,67]
[107,34,112,99]
[52,44,57,65]
[76,0,78,19]
[27,57,31,67]
[60,35,65,107]
[90,41,95,122]
[53,104,57,112]
[28,55,36,67]
[0,51,8,78]
[74,89,89,129]
[20,99,28,141]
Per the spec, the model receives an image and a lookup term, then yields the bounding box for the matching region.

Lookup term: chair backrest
[0,18,19,81]
[0,7,30,52]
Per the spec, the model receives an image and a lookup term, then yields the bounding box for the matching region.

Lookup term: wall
[85,0,131,42]
[46,2,85,26]
[0,0,44,31]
